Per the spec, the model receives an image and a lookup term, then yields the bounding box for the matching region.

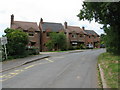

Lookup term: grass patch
[98,52,119,88]
[97,65,103,88]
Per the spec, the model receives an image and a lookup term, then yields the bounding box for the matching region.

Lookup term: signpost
[0,37,7,59]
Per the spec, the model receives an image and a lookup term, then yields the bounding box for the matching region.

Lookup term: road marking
[0,58,54,82]
[24,64,35,69]
[45,58,54,62]
[14,69,24,72]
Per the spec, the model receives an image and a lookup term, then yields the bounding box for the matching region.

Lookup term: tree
[77,2,120,55]
[46,32,67,51]
[45,40,54,51]
[100,34,106,45]
[4,28,29,57]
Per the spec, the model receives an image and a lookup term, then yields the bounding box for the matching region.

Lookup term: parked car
[100,44,105,48]
[86,44,93,49]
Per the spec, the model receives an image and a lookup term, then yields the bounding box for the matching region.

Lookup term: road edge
[98,64,108,88]
[1,56,50,73]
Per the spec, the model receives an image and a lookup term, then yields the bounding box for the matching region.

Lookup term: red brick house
[64,22,100,48]
[64,22,87,48]
[10,15,100,51]
[39,18,65,51]
[84,29,100,48]
[10,14,40,50]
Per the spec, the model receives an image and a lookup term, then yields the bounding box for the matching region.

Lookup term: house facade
[64,22,87,48]
[9,15,100,52]
[39,18,65,51]
[64,22,100,49]
[84,29,100,48]
[10,14,40,50]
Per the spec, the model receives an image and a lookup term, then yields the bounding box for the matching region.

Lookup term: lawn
[98,52,119,88]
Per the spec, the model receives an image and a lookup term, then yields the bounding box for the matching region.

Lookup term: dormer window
[72,34,76,38]
[29,31,34,36]
[80,34,83,37]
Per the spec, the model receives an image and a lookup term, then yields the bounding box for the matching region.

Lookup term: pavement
[1,50,84,73]
[2,49,106,88]
[1,54,50,73]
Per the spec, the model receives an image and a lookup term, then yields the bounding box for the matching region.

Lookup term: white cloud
[0,0,104,37]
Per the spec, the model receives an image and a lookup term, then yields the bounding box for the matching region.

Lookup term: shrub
[79,44,85,49]
[4,28,29,56]
[27,47,39,55]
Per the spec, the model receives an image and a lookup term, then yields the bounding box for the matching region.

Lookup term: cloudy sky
[0,0,104,37]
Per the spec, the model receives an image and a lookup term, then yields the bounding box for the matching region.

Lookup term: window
[29,33,34,36]
[72,34,76,38]
[31,42,36,46]
[80,34,83,37]
[44,43,46,46]
[47,32,50,37]
[89,36,90,38]
[23,30,27,32]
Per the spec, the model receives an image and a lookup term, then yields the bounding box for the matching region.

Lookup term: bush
[4,28,29,56]
[68,46,76,50]
[27,47,39,55]
[45,40,54,51]
[79,44,85,49]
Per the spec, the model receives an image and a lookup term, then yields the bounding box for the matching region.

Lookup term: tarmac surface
[1,49,105,88]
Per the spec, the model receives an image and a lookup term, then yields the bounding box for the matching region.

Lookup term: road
[2,49,105,88]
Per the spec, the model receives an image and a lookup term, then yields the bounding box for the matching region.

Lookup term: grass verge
[97,64,103,88]
[98,52,119,88]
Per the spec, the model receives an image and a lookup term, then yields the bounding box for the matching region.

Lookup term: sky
[0,0,105,37]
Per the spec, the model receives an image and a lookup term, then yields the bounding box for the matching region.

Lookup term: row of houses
[10,14,100,51]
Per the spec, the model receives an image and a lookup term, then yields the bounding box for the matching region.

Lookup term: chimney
[11,14,14,25]
[64,21,67,29]
[40,18,43,24]
[82,26,85,30]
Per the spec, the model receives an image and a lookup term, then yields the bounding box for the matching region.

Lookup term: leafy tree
[100,34,106,45]
[56,32,67,50]
[46,32,67,51]
[4,28,29,57]
[45,40,54,51]
[77,2,120,55]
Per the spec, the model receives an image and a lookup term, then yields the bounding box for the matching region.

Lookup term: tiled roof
[84,30,99,36]
[41,22,64,32]
[11,21,39,31]
[66,26,87,34]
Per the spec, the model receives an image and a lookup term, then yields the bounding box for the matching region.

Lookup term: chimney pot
[82,26,85,30]
[11,14,14,25]
[64,21,67,29]
[40,18,43,24]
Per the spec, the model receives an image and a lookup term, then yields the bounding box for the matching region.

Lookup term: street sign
[0,37,7,45]
[0,37,8,59]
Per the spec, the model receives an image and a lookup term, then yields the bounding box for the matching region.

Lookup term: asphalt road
[2,49,105,88]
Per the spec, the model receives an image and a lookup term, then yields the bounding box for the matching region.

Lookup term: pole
[4,44,7,59]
